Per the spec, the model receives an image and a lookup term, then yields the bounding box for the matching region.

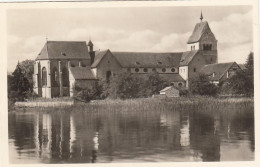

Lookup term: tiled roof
[187,21,210,44]
[200,62,236,81]
[160,86,172,92]
[158,73,185,82]
[160,86,180,92]
[91,50,109,68]
[36,41,90,60]
[112,52,183,68]
[180,50,199,66]
[69,67,97,80]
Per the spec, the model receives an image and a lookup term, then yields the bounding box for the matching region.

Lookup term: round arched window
[135,68,139,72]
[152,68,156,72]
[178,83,183,87]
[162,68,166,72]
[143,68,148,72]
[171,68,175,72]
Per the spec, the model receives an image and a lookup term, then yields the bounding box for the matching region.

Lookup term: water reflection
[8,108,254,163]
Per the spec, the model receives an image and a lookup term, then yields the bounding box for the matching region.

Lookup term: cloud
[211,10,252,46]
[7,34,21,45]
[150,32,190,52]
[218,42,252,64]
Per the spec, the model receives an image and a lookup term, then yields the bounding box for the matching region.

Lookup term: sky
[7,6,253,72]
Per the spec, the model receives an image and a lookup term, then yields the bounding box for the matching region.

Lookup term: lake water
[8,106,254,163]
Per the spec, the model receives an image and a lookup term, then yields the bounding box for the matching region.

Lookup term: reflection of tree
[189,111,220,161]
[219,110,254,152]
[8,113,36,156]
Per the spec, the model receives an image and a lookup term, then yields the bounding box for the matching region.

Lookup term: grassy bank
[12,96,254,114]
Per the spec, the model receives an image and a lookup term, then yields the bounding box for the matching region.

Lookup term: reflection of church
[33,12,242,98]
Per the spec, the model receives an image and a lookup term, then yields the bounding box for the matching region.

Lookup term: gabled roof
[69,67,97,80]
[200,62,237,81]
[160,86,173,92]
[180,50,199,66]
[160,86,180,93]
[187,21,210,44]
[36,41,90,60]
[91,49,110,68]
[112,52,183,68]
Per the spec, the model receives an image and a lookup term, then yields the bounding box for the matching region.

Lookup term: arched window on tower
[62,67,69,87]
[42,67,47,87]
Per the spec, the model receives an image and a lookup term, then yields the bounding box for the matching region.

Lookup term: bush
[189,74,218,96]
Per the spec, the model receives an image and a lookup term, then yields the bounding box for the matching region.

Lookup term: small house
[200,62,242,85]
[159,86,180,97]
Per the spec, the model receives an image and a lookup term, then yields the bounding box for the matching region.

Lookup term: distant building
[33,12,240,98]
[200,62,242,85]
[33,41,96,98]
[159,86,180,97]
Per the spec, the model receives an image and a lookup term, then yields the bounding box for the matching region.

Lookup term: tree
[140,73,168,97]
[107,72,144,99]
[19,59,34,91]
[9,62,30,101]
[245,52,254,96]
[220,70,250,95]
[189,74,218,96]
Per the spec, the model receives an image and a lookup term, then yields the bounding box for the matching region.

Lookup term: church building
[33,13,239,98]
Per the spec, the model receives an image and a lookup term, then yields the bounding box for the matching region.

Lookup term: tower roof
[88,40,94,46]
[36,41,90,60]
[187,21,210,44]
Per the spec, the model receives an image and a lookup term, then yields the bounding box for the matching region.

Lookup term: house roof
[238,64,246,71]
[112,52,183,68]
[187,21,210,44]
[91,49,110,68]
[69,67,97,80]
[160,86,180,92]
[36,41,90,60]
[158,74,185,82]
[200,62,236,81]
[180,50,199,66]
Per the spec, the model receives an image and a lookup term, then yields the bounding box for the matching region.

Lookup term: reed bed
[17,96,253,114]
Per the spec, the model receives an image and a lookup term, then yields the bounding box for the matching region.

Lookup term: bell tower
[186,12,218,64]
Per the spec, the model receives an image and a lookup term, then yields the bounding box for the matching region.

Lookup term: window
[162,68,166,72]
[51,67,58,87]
[193,46,195,50]
[203,44,212,51]
[191,46,192,50]
[108,60,110,64]
[62,67,69,87]
[106,71,112,81]
[212,72,215,77]
[135,68,139,72]
[143,68,148,72]
[194,68,196,72]
[152,68,156,72]
[42,67,47,86]
[210,57,213,62]
[127,68,131,72]
[171,68,175,72]
[178,83,183,87]
[135,62,140,65]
